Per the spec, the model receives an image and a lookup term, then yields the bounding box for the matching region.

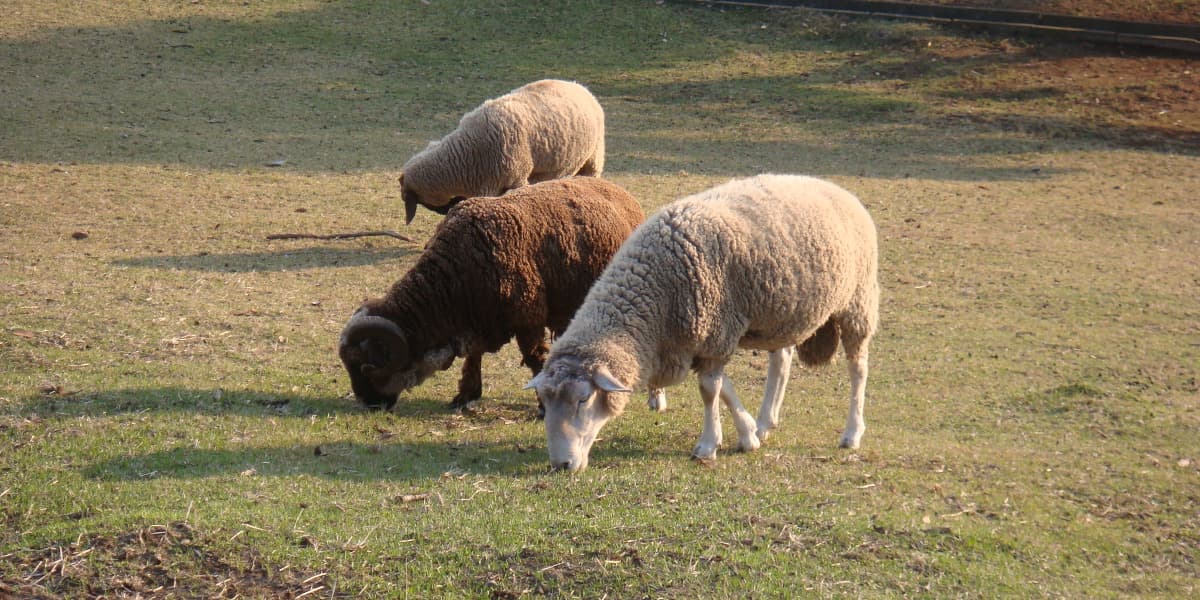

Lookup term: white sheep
[527,174,880,472]
[398,79,605,224]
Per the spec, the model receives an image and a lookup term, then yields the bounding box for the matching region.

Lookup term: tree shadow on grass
[111,245,415,272]
[2,0,1188,184]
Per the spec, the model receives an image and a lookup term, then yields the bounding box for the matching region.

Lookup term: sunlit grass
[3,0,1198,597]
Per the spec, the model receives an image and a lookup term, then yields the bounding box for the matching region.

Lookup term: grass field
[2,1,1198,597]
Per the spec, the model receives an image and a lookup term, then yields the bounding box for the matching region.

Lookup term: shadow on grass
[112,245,414,272]
[7,386,677,482]
[6,386,504,419]
[1,0,1189,182]
[78,432,677,483]
[79,437,550,482]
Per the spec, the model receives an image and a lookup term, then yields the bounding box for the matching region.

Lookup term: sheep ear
[592,365,630,393]
[523,372,546,391]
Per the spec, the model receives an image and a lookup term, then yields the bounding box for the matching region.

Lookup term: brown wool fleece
[357,176,644,400]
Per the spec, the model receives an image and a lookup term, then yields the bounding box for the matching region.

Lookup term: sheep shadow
[13,386,551,481]
[78,433,684,483]
[111,245,415,273]
[13,385,730,482]
[7,385,544,420]
[79,437,549,483]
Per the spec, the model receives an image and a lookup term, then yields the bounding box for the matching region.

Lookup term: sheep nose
[552,461,572,472]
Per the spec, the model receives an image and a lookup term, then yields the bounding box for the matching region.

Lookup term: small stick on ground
[266,230,416,243]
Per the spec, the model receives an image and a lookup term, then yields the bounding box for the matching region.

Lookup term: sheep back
[426,176,641,338]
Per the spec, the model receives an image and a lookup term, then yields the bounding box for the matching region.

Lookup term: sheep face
[338,311,454,410]
[399,174,465,224]
[526,357,630,472]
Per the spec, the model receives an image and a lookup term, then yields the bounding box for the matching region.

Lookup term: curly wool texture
[549,174,880,415]
[357,177,644,401]
[400,79,605,214]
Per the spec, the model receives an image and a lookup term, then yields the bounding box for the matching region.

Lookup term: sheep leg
[647,387,667,412]
[693,372,724,460]
[450,351,484,409]
[840,349,869,449]
[515,328,550,418]
[756,345,795,441]
[718,377,761,453]
[515,328,549,374]
[575,157,600,177]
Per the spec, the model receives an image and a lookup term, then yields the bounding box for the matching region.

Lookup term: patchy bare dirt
[839,3,1200,148]
[924,0,1200,24]
[935,40,1200,147]
[0,522,344,599]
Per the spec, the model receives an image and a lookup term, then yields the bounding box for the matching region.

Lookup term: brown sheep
[339,177,643,411]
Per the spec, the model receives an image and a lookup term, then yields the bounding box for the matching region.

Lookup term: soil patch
[1,522,344,599]
[923,0,1200,24]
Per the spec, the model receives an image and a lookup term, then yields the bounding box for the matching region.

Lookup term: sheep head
[525,356,631,472]
[338,308,454,410]
[399,173,467,224]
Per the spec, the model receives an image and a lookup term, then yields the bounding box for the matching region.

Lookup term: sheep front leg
[693,372,724,460]
[450,351,484,409]
[718,376,761,453]
[756,346,794,441]
[647,387,667,412]
[515,328,550,418]
[840,351,869,449]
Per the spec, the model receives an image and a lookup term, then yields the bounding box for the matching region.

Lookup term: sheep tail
[797,318,840,367]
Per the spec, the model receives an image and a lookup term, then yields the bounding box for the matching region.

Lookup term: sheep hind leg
[839,339,870,450]
[450,351,484,409]
[756,345,795,442]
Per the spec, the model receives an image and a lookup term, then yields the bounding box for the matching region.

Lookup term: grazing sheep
[339,177,643,412]
[527,174,880,472]
[398,79,605,224]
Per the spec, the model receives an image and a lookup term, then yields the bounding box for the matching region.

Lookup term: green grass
[3,0,1199,597]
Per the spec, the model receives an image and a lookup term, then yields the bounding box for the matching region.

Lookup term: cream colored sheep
[398,79,605,224]
[527,174,880,472]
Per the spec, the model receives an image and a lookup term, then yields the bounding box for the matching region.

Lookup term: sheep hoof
[691,443,718,462]
[755,423,775,442]
[838,434,862,449]
[737,433,761,453]
[647,389,667,412]
[450,395,482,411]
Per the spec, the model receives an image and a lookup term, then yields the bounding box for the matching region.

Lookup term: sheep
[398,79,605,224]
[526,174,880,472]
[338,176,644,412]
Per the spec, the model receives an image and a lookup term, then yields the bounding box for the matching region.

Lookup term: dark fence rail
[696,0,1200,52]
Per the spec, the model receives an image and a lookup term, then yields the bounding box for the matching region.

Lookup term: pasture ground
[2,1,1197,597]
